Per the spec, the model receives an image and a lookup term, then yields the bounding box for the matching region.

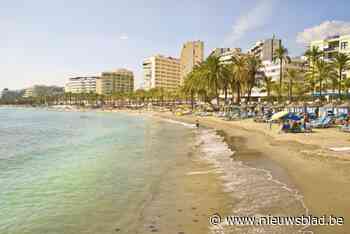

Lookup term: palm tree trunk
[236,83,241,104]
[279,58,283,102]
[190,91,194,110]
[290,80,293,102]
[319,78,322,99]
[224,84,228,105]
[339,68,342,99]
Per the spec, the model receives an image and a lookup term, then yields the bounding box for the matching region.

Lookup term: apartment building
[310,34,350,81]
[0,88,9,99]
[143,55,181,91]
[96,69,134,95]
[209,48,242,64]
[310,34,350,60]
[23,87,34,98]
[65,77,97,94]
[96,68,134,95]
[248,38,281,62]
[262,57,307,82]
[180,41,204,83]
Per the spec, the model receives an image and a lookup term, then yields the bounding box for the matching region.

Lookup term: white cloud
[297,21,350,44]
[224,0,276,46]
[119,34,129,40]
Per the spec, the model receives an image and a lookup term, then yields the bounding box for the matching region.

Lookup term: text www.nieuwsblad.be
[209,214,344,226]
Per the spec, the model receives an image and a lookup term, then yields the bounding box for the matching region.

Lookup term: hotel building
[23,87,34,98]
[310,34,350,60]
[96,69,134,95]
[65,77,97,94]
[1,88,9,99]
[248,38,281,62]
[209,48,242,64]
[142,55,181,91]
[262,57,307,82]
[180,41,204,84]
[311,34,350,80]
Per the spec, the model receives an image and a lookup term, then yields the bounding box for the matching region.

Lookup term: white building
[1,88,9,99]
[248,38,281,62]
[209,48,242,64]
[23,87,34,98]
[65,77,98,94]
[262,57,307,82]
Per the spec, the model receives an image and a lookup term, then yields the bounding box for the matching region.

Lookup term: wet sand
[134,140,232,234]
[153,112,350,234]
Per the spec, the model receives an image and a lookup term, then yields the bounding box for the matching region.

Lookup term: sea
[0,107,309,234]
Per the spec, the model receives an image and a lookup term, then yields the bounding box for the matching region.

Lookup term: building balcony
[324,46,339,52]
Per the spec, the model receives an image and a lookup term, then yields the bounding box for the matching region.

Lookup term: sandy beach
[152,111,350,234]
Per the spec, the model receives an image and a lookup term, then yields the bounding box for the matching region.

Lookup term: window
[341,42,348,50]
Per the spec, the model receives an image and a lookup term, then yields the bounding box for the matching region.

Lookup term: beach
[154,111,350,233]
[2,107,350,234]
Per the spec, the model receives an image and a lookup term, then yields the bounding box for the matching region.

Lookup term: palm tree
[246,55,263,102]
[220,64,231,104]
[229,55,248,103]
[273,45,291,101]
[343,77,350,98]
[202,55,224,106]
[332,53,350,99]
[183,70,199,109]
[314,60,335,99]
[305,46,323,97]
[261,75,273,99]
[284,69,303,102]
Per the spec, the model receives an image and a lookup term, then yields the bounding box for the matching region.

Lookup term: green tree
[246,55,263,102]
[284,69,304,102]
[331,53,350,99]
[314,60,336,98]
[229,55,248,103]
[273,45,291,101]
[260,75,273,99]
[304,46,323,96]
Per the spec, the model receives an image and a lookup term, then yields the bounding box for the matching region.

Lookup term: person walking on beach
[195,119,200,128]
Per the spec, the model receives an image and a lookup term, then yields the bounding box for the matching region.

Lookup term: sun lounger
[310,116,332,128]
[340,125,350,132]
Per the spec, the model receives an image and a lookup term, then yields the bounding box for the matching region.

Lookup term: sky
[1,0,350,91]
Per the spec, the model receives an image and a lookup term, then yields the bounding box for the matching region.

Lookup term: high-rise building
[96,69,134,95]
[209,48,242,64]
[65,77,98,94]
[180,40,204,83]
[248,38,281,62]
[142,55,181,91]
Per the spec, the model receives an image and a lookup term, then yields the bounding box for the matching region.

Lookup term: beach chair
[311,116,332,128]
[340,125,350,132]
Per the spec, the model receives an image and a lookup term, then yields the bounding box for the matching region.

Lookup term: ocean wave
[196,129,310,234]
[158,118,196,129]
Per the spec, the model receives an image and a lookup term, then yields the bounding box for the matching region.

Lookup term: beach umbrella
[285,113,301,121]
[271,111,289,121]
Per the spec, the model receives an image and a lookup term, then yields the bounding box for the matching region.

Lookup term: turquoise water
[0,108,193,234]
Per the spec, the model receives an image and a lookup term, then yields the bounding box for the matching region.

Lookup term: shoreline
[4,107,350,233]
[153,111,350,233]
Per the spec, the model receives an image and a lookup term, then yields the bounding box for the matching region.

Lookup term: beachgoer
[280,120,290,133]
[315,107,319,118]
[195,119,199,128]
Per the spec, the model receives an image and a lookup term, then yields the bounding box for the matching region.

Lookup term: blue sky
[1,0,350,91]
